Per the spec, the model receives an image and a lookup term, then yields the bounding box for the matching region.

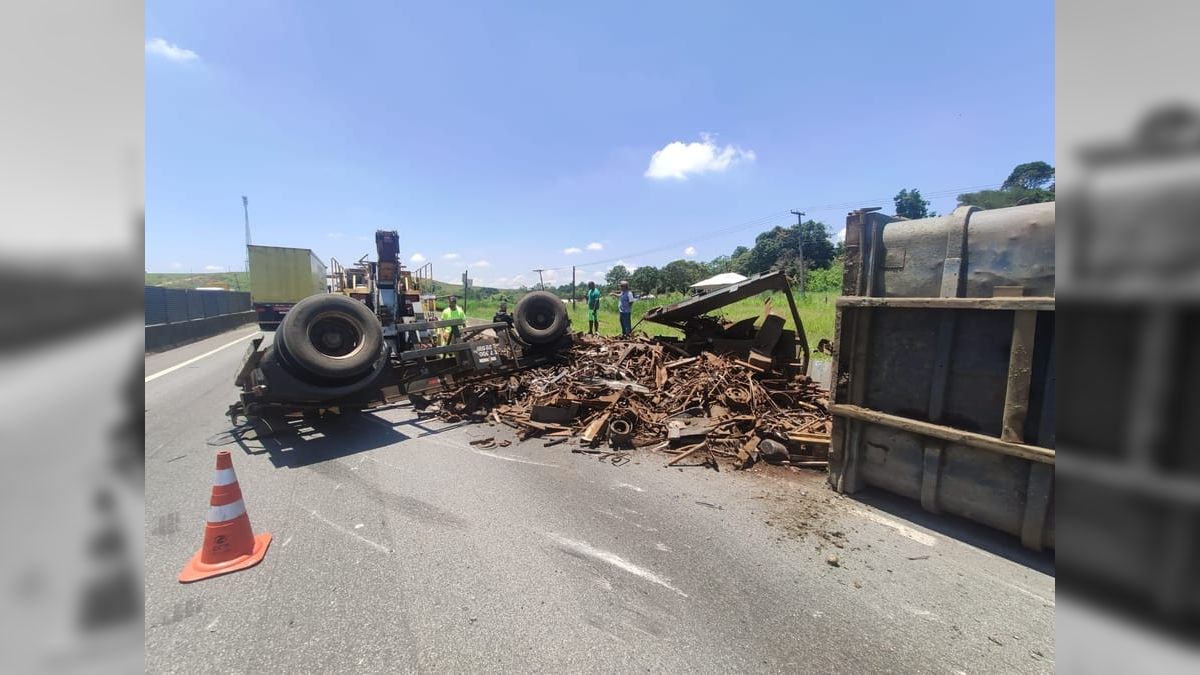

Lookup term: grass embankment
[459,289,838,355]
[145,271,251,290]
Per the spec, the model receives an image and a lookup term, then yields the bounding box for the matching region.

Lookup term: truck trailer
[248,245,327,330]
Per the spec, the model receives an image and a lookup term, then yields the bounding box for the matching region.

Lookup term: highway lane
[145,327,1055,673]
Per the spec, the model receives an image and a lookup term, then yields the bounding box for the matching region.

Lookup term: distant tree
[705,255,732,275]
[959,161,1055,210]
[731,245,753,275]
[797,219,837,271]
[629,265,661,295]
[1002,161,1055,191]
[733,219,836,279]
[893,188,932,219]
[605,264,631,287]
[660,259,706,292]
[741,227,785,276]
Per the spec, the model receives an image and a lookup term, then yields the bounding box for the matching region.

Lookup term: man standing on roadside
[613,280,635,337]
[440,295,466,344]
[585,281,601,335]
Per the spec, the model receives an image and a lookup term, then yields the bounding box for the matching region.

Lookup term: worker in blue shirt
[612,280,635,336]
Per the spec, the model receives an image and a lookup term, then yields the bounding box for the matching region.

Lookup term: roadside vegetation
[458,287,838,356]
[145,271,250,290]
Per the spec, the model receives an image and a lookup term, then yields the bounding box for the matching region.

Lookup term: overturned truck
[228,230,574,435]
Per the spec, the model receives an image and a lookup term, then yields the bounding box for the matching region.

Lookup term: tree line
[525,160,1054,297]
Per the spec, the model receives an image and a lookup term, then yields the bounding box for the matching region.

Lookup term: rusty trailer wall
[828,203,1055,550]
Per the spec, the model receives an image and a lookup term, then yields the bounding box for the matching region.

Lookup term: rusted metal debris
[426,330,832,471]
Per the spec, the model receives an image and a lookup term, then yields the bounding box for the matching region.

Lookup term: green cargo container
[248,245,327,330]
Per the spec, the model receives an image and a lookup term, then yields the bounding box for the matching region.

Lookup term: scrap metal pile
[421,332,832,470]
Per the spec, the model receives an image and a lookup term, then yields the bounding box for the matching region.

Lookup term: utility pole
[533,268,546,290]
[790,209,806,296]
[571,266,576,307]
[242,196,252,274]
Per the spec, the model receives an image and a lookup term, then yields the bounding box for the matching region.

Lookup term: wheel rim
[528,303,554,330]
[307,312,364,359]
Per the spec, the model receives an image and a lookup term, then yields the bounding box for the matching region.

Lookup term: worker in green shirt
[586,281,602,334]
[440,295,466,345]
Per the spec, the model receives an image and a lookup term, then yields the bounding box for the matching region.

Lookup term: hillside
[145,271,250,290]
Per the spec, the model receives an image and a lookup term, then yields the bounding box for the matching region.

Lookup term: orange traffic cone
[178,450,271,583]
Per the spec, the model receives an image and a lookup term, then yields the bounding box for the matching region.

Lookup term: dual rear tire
[275,294,384,383]
[514,291,569,345]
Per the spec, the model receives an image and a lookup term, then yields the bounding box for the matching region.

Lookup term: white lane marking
[420,434,559,467]
[613,483,645,492]
[469,447,558,467]
[976,569,1056,606]
[546,533,688,598]
[852,508,938,547]
[309,510,391,553]
[145,331,259,382]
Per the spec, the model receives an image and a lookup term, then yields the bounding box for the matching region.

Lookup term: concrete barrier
[145,311,256,352]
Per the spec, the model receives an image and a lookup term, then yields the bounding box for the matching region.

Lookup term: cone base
[178,532,272,583]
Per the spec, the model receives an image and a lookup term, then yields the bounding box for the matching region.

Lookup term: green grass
[460,288,838,354]
[145,271,251,291]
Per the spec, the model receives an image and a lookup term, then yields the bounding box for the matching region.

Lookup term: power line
[518,182,1006,287]
[541,210,793,272]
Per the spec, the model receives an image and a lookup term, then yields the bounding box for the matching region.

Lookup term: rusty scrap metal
[427,328,831,471]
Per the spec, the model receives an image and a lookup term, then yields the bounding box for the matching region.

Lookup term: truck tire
[514,291,568,344]
[276,294,383,381]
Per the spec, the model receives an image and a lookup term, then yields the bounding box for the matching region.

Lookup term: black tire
[514,291,568,344]
[276,294,383,381]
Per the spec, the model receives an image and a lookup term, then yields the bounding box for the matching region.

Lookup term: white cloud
[170,261,182,270]
[683,246,697,257]
[441,252,460,260]
[471,260,491,267]
[542,269,560,283]
[327,232,344,239]
[586,242,603,251]
[145,37,200,62]
[510,274,526,284]
[835,227,847,243]
[563,246,582,255]
[610,259,638,274]
[410,253,426,262]
[592,270,605,279]
[494,277,508,284]
[644,133,755,180]
[203,265,223,272]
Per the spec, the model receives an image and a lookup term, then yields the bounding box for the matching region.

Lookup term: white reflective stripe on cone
[208,499,247,523]
[214,467,238,486]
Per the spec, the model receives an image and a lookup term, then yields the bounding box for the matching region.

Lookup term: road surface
[145,327,1055,673]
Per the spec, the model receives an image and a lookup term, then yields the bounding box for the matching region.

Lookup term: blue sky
[146,1,1053,288]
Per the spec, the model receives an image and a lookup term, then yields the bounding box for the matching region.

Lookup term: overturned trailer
[827,203,1056,551]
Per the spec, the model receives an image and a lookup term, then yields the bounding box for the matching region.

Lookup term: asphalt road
[145,327,1055,673]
